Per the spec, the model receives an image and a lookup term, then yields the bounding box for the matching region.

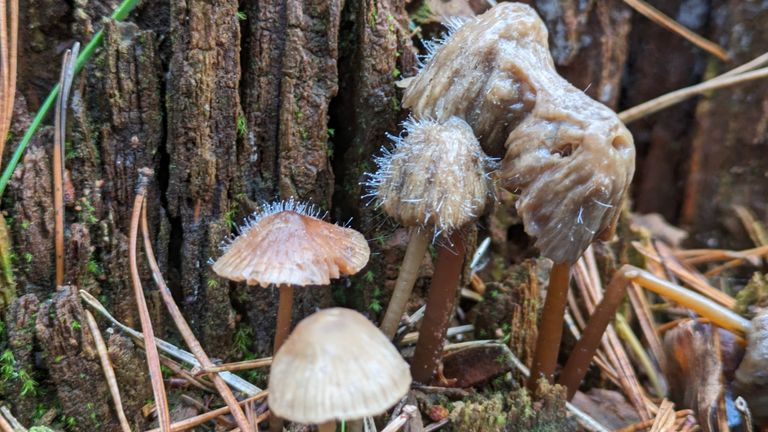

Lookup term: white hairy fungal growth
[364,116,495,235]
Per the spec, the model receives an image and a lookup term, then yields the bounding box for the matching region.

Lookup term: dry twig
[129,167,170,431]
[619,66,768,123]
[194,357,272,375]
[53,43,79,286]
[140,205,254,432]
[0,0,18,161]
[144,391,268,432]
[84,310,132,432]
[622,0,729,61]
[79,290,262,395]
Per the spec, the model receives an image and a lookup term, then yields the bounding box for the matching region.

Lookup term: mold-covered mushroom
[366,116,494,339]
[403,2,635,264]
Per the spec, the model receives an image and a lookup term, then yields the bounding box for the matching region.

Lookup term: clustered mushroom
[211,1,637,429]
[399,2,635,386]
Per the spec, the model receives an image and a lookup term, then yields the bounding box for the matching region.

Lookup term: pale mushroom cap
[268,308,412,424]
[212,207,370,287]
[367,117,494,233]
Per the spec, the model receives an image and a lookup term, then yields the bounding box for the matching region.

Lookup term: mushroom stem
[269,284,294,432]
[348,419,364,432]
[411,230,466,383]
[317,421,336,432]
[274,284,295,353]
[380,228,431,339]
[527,262,571,389]
[558,267,631,399]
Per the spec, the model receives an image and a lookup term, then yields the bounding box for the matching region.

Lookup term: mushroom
[402,3,635,386]
[268,307,412,432]
[366,116,494,340]
[212,199,370,353]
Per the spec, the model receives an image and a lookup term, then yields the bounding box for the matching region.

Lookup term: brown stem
[145,391,268,432]
[84,310,132,432]
[558,267,631,399]
[380,227,431,339]
[317,421,336,432]
[140,206,254,432]
[527,262,571,389]
[411,230,466,383]
[270,284,294,432]
[273,284,295,353]
[348,419,364,432]
[129,168,171,431]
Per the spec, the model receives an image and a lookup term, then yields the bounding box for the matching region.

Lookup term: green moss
[735,272,768,318]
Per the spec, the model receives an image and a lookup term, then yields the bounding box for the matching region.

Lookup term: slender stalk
[527,262,571,389]
[380,227,431,339]
[0,0,139,199]
[129,168,171,432]
[411,230,466,383]
[273,284,294,353]
[348,419,363,432]
[558,268,631,399]
[269,284,294,432]
[144,391,268,432]
[140,206,254,432]
[318,421,336,432]
[627,265,751,335]
[53,43,78,286]
[196,357,272,375]
[84,310,132,432]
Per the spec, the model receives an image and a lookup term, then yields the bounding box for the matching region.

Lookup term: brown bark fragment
[107,333,153,430]
[2,294,40,423]
[166,0,241,356]
[331,0,418,315]
[35,287,118,431]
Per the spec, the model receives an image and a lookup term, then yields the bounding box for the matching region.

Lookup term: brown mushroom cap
[367,116,494,234]
[212,203,370,287]
[268,308,412,424]
[403,3,635,263]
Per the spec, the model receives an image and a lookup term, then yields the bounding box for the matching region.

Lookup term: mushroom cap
[212,205,370,287]
[268,308,412,424]
[367,116,494,233]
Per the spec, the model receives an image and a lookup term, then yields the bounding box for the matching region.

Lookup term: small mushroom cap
[367,117,494,233]
[212,207,370,287]
[268,308,412,424]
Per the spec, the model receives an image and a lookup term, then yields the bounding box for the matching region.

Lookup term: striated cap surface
[268,308,412,423]
[367,117,494,234]
[212,202,370,286]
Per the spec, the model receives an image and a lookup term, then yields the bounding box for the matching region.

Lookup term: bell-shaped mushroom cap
[212,201,370,287]
[268,308,412,424]
[500,86,635,264]
[366,117,494,234]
